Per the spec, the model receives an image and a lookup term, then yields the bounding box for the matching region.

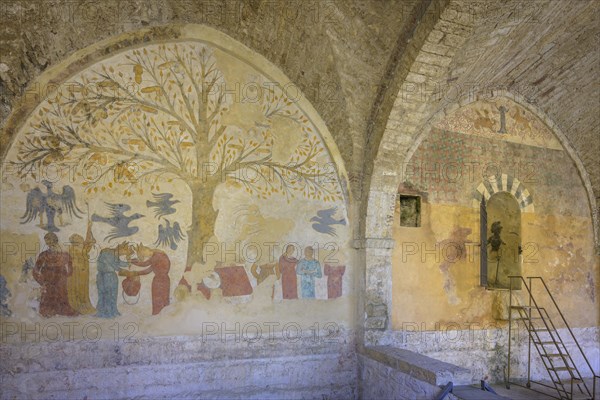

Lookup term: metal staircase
[506,276,598,400]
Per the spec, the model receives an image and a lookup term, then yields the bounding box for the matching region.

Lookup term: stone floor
[452,379,598,400]
[490,383,556,400]
[488,379,597,400]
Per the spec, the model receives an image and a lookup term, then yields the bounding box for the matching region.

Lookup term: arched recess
[408,93,598,249]
[0,24,355,331]
[363,0,599,341]
[366,91,597,342]
[474,174,533,289]
[483,191,522,289]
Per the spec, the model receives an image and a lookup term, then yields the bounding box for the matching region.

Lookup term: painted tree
[12,43,342,290]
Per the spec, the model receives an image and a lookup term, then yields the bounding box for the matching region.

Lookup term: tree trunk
[177,179,219,290]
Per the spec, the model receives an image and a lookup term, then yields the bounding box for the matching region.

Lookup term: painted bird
[310,207,346,236]
[21,180,83,232]
[154,219,185,250]
[91,203,144,242]
[146,193,180,219]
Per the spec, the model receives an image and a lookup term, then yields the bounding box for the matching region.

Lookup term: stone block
[492,290,510,321]
[365,316,388,330]
[366,302,388,318]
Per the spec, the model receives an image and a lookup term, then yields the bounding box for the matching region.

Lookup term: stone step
[363,346,474,386]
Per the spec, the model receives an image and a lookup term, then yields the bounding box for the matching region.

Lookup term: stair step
[552,387,591,400]
[534,341,563,346]
[549,366,573,371]
[554,378,584,384]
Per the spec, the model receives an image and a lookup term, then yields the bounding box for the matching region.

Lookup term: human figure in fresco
[277,244,298,299]
[255,263,280,300]
[67,221,96,314]
[296,246,322,299]
[488,221,506,285]
[120,243,170,315]
[96,241,132,318]
[324,264,345,299]
[33,232,79,317]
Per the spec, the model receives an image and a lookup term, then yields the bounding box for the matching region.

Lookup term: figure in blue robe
[296,247,322,299]
[95,243,130,318]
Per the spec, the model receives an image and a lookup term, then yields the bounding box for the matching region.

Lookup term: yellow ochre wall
[392,99,599,331]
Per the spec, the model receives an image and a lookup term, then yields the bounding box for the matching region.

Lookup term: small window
[399,195,421,227]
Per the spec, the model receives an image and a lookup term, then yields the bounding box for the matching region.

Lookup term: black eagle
[21,180,83,232]
[146,193,180,219]
[154,219,185,250]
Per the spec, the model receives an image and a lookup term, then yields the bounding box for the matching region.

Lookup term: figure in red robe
[121,243,170,315]
[33,232,78,317]
[277,244,298,300]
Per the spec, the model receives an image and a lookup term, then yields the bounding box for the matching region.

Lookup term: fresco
[485,192,521,290]
[0,39,351,336]
[392,98,599,330]
[435,98,563,150]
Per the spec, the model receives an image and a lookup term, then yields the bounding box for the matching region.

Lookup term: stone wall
[357,347,469,400]
[0,22,359,400]
[381,99,599,386]
[1,1,598,398]
[1,332,358,399]
[359,356,446,400]
[369,326,600,384]
[392,120,599,330]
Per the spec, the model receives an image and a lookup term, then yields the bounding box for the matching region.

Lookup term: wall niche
[398,195,421,227]
[484,192,522,289]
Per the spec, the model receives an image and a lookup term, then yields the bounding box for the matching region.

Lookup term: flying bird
[146,193,180,219]
[91,203,144,241]
[310,207,346,236]
[21,180,83,232]
[154,219,186,250]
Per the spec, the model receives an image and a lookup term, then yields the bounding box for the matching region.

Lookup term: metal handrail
[533,276,599,399]
[507,275,570,397]
[508,275,598,400]
[531,276,597,380]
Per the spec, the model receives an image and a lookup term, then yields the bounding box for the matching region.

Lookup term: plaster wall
[0,25,358,399]
[392,100,599,331]
[388,99,599,385]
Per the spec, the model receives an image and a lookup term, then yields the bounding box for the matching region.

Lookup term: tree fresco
[10,43,342,291]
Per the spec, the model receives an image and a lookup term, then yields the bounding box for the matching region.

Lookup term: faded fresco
[392,98,599,330]
[485,192,521,289]
[435,98,563,150]
[0,40,351,337]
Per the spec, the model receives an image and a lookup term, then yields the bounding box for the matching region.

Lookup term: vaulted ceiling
[1,0,598,236]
